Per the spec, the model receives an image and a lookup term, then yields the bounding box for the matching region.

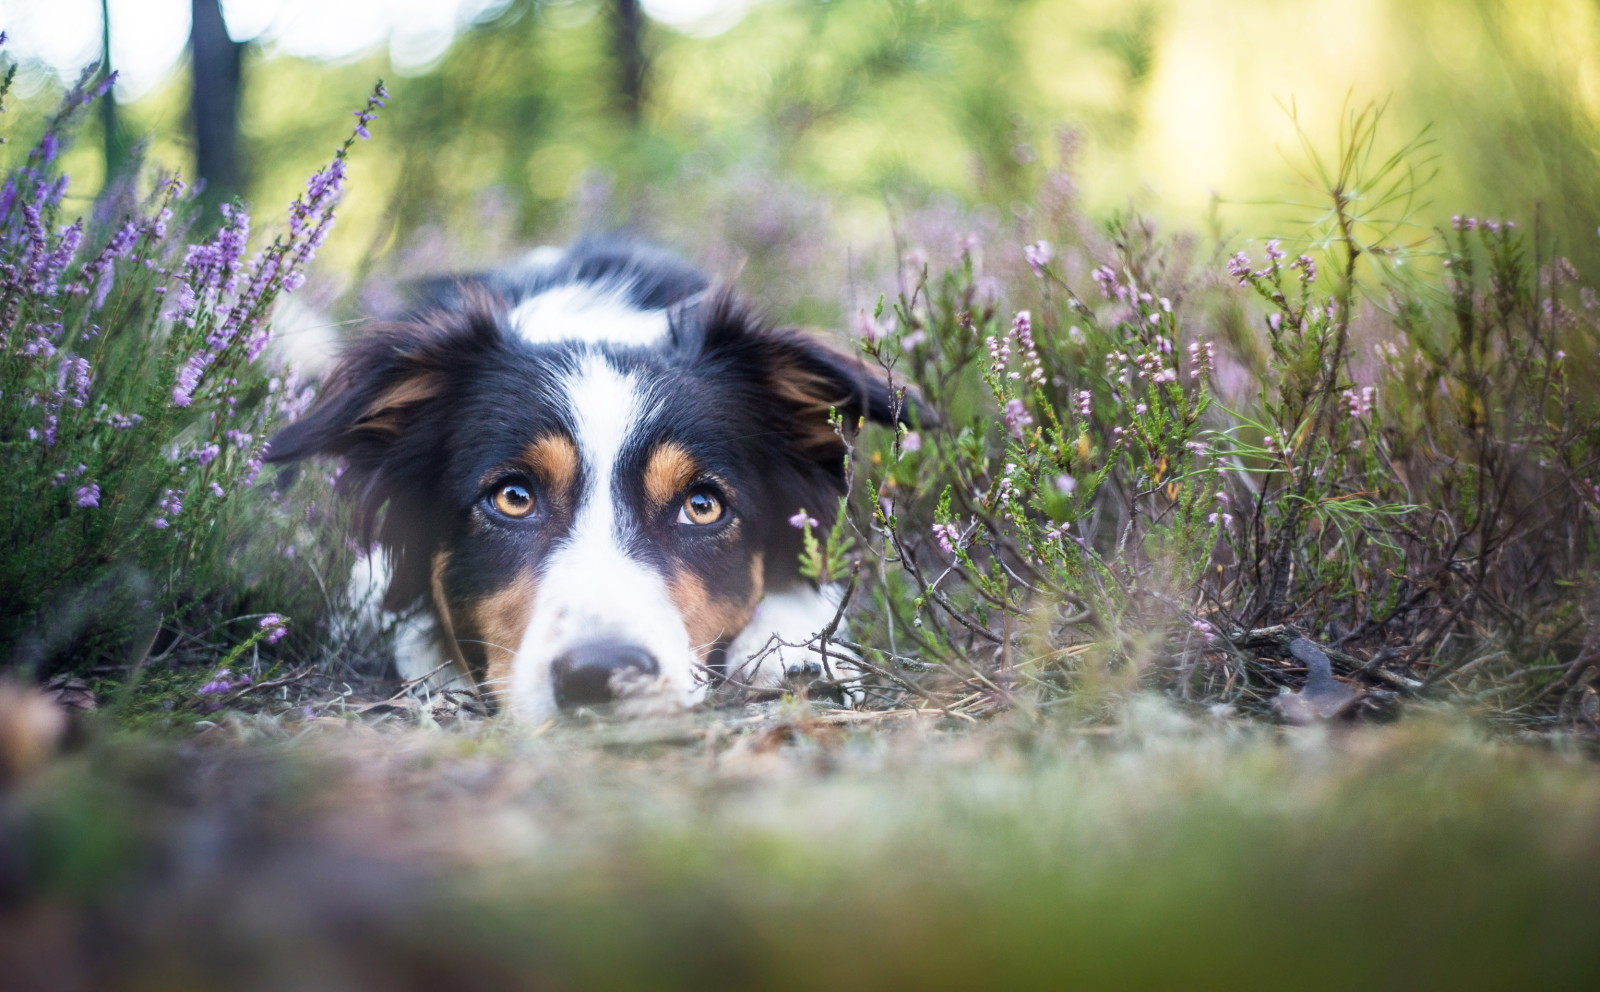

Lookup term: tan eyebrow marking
[519,434,579,503]
[643,441,702,512]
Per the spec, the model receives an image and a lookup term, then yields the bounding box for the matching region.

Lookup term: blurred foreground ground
[3,697,1598,991]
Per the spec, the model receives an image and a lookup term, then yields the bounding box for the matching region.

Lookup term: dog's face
[269,257,900,721]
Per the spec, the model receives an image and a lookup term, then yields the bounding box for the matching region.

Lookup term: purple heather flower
[184,204,251,294]
[901,431,922,453]
[172,354,206,407]
[1003,398,1034,439]
[932,522,962,556]
[259,613,289,644]
[152,518,170,530]
[1342,386,1376,419]
[1024,240,1053,277]
[1091,264,1120,298]
[788,510,819,529]
[1055,474,1077,494]
[74,484,100,508]
[1226,252,1251,286]
[157,489,184,518]
[163,280,197,322]
[59,355,91,407]
[241,451,264,487]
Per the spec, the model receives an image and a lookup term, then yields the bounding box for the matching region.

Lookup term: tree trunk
[98,0,128,183]
[189,0,243,206]
[610,0,647,126]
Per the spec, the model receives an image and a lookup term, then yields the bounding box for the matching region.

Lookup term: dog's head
[268,279,904,720]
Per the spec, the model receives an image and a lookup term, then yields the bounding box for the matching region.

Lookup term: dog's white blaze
[508,282,670,348]
[505,353,701,721]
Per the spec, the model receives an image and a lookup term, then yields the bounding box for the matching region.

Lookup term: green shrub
[842,108,1600,730]
[0,53,385,698]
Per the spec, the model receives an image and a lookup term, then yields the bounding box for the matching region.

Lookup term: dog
[267,238,905,721]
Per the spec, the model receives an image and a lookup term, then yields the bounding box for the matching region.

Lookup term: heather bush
[833,107,1600,732]
[0,51,386,703]
[4,35,1594,738]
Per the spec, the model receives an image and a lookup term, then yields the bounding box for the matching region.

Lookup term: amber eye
[678,489,724,526]
[491,481,536,519]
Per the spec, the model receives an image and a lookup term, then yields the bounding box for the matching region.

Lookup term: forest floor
[3,690,1600,991]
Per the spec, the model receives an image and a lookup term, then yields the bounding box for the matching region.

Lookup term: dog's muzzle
[551,640,660,709]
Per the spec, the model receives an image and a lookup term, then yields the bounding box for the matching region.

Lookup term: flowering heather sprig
[0,65,386,682]
[1226,251,1252,287]
[259,614,289,644]
[1092,264,1128,301]
[1208,492,1233,528]
[788,509,819,529]
[58,355,91,406]
[932,522,963,556]
[1024,240,1053,277]
[1291,254,1317,284]
[1003,397,1034,439]
[171,354,205,407]
[157,488,184,519]
[184,202,250,295]
[986,329,1011,375]
[1012,310,1044,384]
[1341,386,1376,419]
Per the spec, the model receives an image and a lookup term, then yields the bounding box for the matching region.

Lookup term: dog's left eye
[677,488,724,526]
[489,481,537,519]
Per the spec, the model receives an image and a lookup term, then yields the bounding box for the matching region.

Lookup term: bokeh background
[3,0,1598,309]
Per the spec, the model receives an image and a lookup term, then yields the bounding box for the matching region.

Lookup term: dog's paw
[779,644,865,706]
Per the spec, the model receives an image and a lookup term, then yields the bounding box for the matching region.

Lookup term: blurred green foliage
[21,0,1600,294]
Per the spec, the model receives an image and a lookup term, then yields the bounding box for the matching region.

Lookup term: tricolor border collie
[268,238,904,721]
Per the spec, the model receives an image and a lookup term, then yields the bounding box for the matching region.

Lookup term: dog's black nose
[552,641,660,708]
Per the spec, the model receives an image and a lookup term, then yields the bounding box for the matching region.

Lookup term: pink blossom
[259,614,290,644]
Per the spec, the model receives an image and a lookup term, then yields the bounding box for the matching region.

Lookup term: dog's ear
[267,304,504,609]
[694,292,912,461]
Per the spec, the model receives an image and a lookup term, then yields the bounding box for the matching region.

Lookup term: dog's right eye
[489,481,537,519]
